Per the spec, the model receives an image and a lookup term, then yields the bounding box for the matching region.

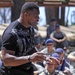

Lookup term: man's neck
[48,48,52,53]
[18,17,30,28]
[48,70,53,75]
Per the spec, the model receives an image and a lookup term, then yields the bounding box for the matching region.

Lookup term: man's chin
[31,23,37,27]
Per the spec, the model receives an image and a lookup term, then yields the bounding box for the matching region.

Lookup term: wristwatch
[28,56,31,62]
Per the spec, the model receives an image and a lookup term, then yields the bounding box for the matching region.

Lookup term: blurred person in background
[46,18,57,40]
[43,53,61,75]
[38,39,55,67]
[34,53,60,75]
[34,27,43,51]
[41,38,55,56]
[68,51,75,66]
[55,48,72,75]
[67,51,75,75]
[50,24,69,50]
[45,53,60,75]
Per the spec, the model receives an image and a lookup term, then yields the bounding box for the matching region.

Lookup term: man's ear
[53,43,54,46]
[60,60,63,65]
[24,12,28,17]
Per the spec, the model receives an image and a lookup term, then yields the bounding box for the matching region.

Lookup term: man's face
[51,21,56,26]
[47,43,54,50]
[46,59,59,73]
[57,52,64,60]
[25,9,39,26]
[56,27,60,32]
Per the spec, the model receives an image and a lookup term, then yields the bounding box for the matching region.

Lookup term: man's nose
[36,16,39,22]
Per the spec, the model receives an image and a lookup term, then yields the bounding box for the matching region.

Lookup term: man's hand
[63,70,71,74]
[57,39,63,43]
[30,52,46,63]
[45,56,52,63]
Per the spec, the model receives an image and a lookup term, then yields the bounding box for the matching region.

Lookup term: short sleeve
[1,32,17,51]
[70,52,75,56]
[61,32,66,37]
[50,31,55,37]
[47,26,51,35]
[34,28,38,34]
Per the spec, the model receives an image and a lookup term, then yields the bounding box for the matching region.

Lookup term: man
[46,18,57,39]
[39,39,55,67]
[50,24,68,50]
[55,48,72,75]
[1,2,46,75]
[41,38,55,56]
[67,51,75,75]
[44,53,61,75]
[68,51,75,64]
[55,48,64,62]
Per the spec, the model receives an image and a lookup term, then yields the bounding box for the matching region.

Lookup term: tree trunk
[59,7,65,26]
[11,0,25,22]
[45,6,59,25]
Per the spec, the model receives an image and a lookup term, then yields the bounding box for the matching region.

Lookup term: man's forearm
[62,36,66,41]
[2,53,30,67]
[67,55,75,61]
[2,50,46,67]
[50,36,58,42]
